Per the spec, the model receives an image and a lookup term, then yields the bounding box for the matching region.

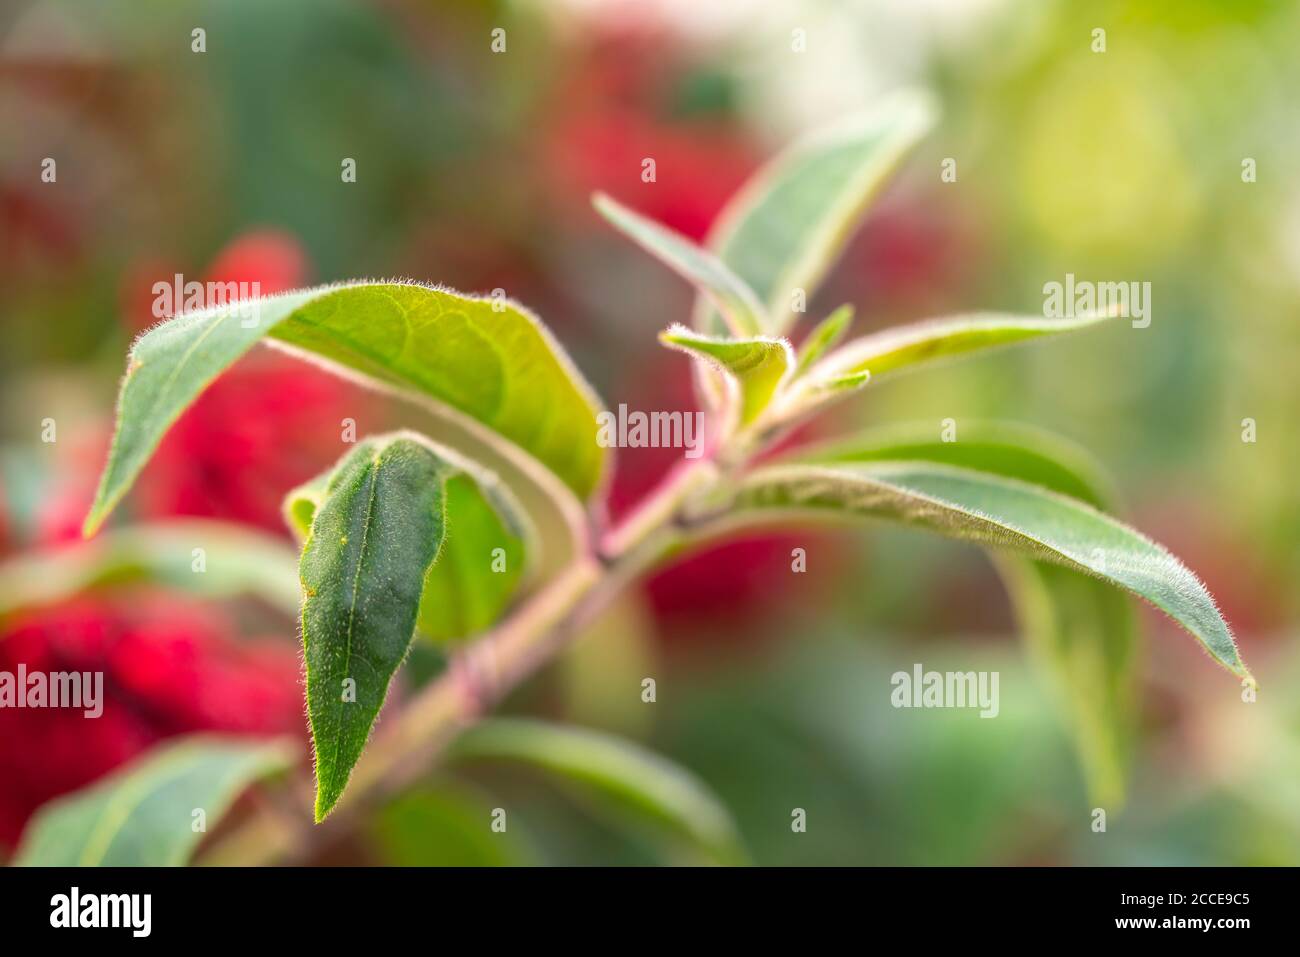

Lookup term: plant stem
[199,456,717,865]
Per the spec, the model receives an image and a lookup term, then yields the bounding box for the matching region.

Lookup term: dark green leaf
[299,434,450,820]
[286,457,532,645]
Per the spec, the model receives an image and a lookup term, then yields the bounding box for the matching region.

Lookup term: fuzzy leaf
[286,460,531,645]
[84,281,607,537]
[450,719,747,865]
[594,193,765,337]
[798,422,1134,805]
[808,370,872,397]
[695,91,936,336]
[798,310,1120,391]
[794,304,854,376]
[804,421,1116,507]
[14,735,295,866]
[299,435,450,820]
[0,520,301,623]
[726,460,1248,679]
[660,325,794,427]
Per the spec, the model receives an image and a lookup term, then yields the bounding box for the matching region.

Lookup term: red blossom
[549,110,757,242]
[0,592,304,849]
[541,26,758,242]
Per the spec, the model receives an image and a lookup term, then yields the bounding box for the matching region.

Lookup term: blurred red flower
[542,26,758,242]
[549,111,757,242]
[0,591,304,849]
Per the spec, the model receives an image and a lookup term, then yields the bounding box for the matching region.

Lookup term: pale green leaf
[809,370,872,397]
[593,193,765,337]
[0,520,300,623]
[660,324,794,427]
[299,434,450,820]
[14,735,295,866]
[799,310,1121,388]
[723,459,1248,679]
[695,91,937,335]
[450,719,747,865]
[84,281,608,537]
[794,304,854,376]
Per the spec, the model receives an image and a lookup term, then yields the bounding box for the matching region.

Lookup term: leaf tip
[312,781,341,823]
[827,302,855,323]
[658,323,693,347]
[826,368,871,389]
[591,191,629,226]
[81,506,105,540]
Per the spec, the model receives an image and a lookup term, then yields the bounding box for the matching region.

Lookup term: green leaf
[724,459,1249,679]
[695,91,937,336]
[0,520,301,623]
[286,454,532,645]
[796,422,1134,805]
[593,193,765,337]
[84,281,608,537]
[414,474,527,641]
[794,304,854,376]
[450,719,747,865]
[803,421,1116,508]
[299,434,450,821]
[807,370,872,398]
[13,735,294,866]
[797,310,1121,389]
[659,324,794,427]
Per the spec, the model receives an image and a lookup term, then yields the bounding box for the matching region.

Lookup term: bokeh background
[2,0,1298,864]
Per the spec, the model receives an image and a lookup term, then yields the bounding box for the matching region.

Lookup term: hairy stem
[199,456,716,865]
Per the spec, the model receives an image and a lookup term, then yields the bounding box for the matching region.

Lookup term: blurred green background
[1,0,1297,864]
